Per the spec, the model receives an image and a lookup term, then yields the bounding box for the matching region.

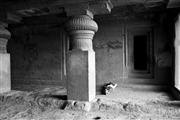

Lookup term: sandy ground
[0,85,180,120]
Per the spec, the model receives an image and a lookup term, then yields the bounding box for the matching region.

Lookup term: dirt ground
[0,85,180,120]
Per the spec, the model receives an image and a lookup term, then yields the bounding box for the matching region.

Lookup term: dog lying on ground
[102,82,117,95]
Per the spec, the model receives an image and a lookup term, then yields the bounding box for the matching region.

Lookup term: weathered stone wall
[94,19,173,88]
[8,26,66,90]
[94,20,124,89]
[154,25,173,85]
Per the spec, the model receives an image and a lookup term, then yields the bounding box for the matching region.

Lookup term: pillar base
[67,49,96,101]
[0,53,10,93]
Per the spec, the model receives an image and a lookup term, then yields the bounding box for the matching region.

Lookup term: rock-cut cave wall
[8,26,67,90]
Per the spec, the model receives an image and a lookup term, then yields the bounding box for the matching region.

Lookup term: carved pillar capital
[66,15,98,32]
[64,0,113,51]
[0,23,11,53]
[65,15,98,51]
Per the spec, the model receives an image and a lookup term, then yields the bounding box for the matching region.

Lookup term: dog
[102,82,117,95]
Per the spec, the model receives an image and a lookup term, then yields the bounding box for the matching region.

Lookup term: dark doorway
[133,35,148,71]
[127,27,154,79]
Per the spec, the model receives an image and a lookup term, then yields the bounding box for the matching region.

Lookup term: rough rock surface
[0,86,180,120]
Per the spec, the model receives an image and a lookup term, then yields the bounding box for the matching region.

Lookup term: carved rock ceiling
[95,0,168,21]
[0,0,174,24]
[0,0,168,17]
[113,0,168,6]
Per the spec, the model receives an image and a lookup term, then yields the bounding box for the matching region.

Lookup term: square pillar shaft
[0,53,10,93]
[67,50,95,101]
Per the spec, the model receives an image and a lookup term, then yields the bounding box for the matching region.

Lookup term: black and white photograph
[0,0,180,119]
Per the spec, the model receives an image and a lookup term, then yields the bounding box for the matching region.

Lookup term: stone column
[0,22,11,93]
[65,15,98,101]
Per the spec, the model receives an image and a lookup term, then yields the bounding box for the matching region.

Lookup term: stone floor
[0,85,180,120]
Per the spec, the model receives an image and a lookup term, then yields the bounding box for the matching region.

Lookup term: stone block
[0,53,10,93]
[64,100,92,111]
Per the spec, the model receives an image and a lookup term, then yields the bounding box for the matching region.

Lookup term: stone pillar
[0,22,11,93]
[65,15,98,101]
